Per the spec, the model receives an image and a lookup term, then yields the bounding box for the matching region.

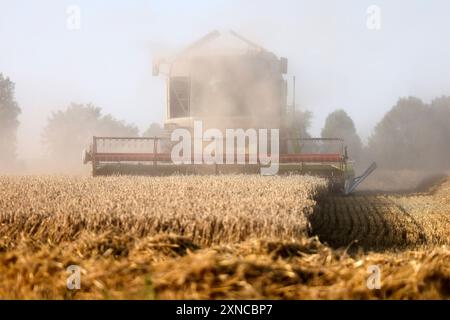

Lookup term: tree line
[0,74,21,168]
[1,73,449,171]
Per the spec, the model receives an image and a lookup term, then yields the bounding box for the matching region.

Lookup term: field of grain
[0,174,449,299]
[310,192,450,249]
[0,175,326,246]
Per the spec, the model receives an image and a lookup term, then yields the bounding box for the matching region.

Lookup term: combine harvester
[83,30,376,194]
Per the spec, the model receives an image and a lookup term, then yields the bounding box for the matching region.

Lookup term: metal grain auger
[83,30,376,194]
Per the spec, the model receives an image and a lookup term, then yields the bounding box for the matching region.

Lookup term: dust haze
[1,1,450,191]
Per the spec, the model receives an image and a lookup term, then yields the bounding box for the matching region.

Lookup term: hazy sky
[1,0,450,158]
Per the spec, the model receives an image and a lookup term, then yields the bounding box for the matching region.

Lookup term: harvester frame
[83,136,362,193]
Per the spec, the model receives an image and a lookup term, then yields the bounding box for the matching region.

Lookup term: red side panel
[279,153,342,163]
[94,153,172,162]
[94,153,342,163]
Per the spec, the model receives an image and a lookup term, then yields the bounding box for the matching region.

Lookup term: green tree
[142,122,164,137]
[293,109,313,138]
[367,96,450,169]
[321,109,363,160]
[282,109,313,153]
[42,103,138,165]
[426,96,450,168]
[0,74,21,167]
[283,109,313,137]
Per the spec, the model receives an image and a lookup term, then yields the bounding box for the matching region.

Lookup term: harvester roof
[175,29,278,60]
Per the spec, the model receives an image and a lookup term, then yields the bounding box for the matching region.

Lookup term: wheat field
[0,175,326,245]
[0,175,449,299]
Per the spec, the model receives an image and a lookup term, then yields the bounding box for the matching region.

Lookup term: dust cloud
[1,5,449,189]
